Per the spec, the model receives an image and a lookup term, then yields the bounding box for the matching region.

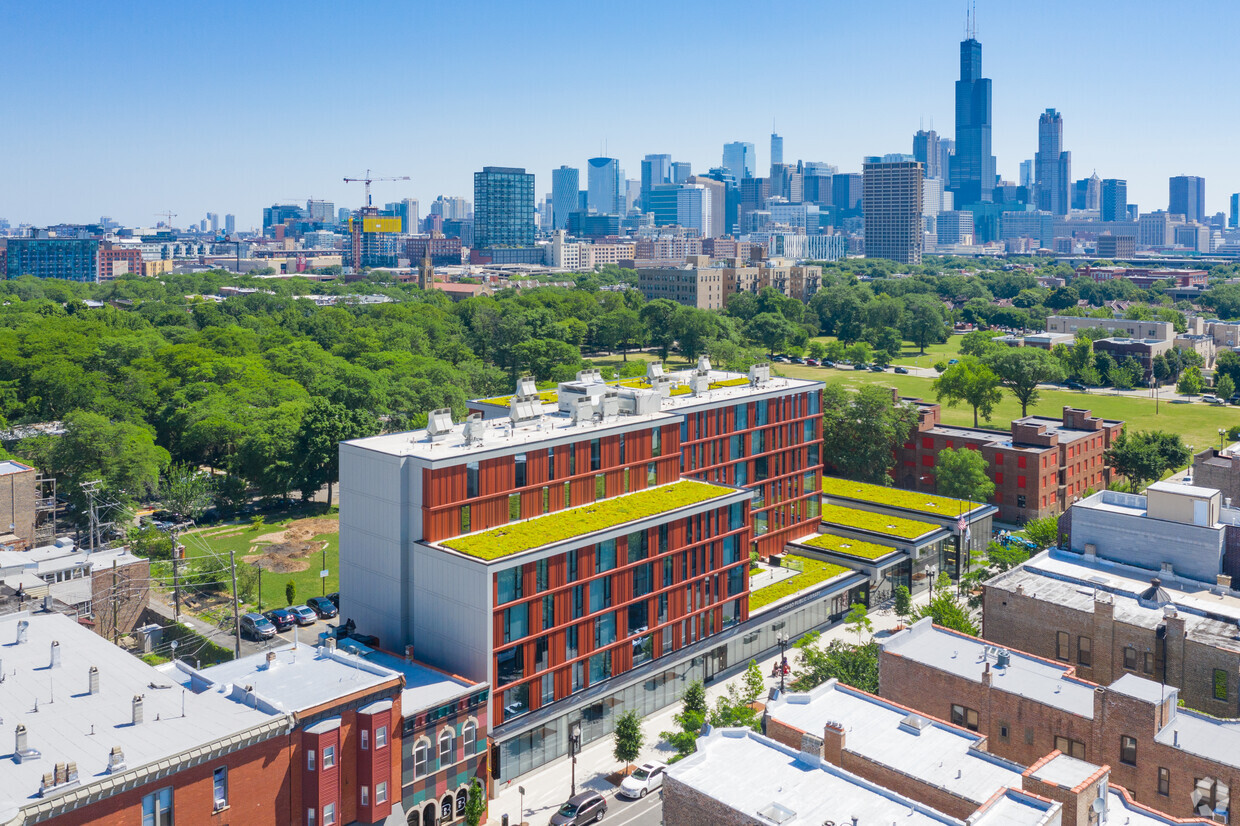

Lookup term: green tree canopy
[821,384,918,484]
[935,447,996,503]
[932,358,1003,427]
[1104,430,1191,492]
[984,347,1064,416]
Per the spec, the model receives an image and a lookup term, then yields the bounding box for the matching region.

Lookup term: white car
[618,761,667,799]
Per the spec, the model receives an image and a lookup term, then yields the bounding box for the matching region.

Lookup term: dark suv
[307,596,338,619]
[550,791,607,824]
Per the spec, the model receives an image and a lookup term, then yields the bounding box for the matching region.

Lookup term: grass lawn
[807,334,964,367]
[777,366,1240,457]
[177,509,340,613]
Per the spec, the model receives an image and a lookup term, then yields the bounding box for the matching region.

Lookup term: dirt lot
[242,517,339,573]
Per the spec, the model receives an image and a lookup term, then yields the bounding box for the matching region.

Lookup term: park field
[778,364,1240,454]
[807,334,965,367]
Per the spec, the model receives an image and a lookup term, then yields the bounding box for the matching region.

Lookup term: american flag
[958,514,971,544]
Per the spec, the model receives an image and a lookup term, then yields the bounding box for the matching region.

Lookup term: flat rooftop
[821,477,990,519]
[1153,704,1240,769]
[795,531,902,561]
[0,459,33,475]
[189,642,400,714]
[345,368,820,462]
[345,643,480,711]
[820,504,945,542]
[881,619,1097,718]
[767,680,1024,804]
[1028,753,1104,790]
[437,479,742,561]
[0,612,283,820]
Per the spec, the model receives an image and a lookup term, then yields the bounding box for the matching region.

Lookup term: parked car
[821,360,835,368]
[804,358,819,366]
[550,791,607,825]
[326,591,340,608]
[853,363,869,370]
[893,366,909,374]
[869,364,885,372]
[289,605,318,626]
[307,596,338,619]
[1063,380,1085,391]
[1202,394,1220,404]
[619,762,667,799]
[1229,395,1240,406]
[948,358,959,365]
[239,612,277,641]
[264,608,296,632]
[790,357,805,364]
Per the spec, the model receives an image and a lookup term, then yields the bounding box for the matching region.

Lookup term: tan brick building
[0,459,37,550]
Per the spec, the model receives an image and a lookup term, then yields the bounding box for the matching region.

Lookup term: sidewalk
[486,591,929,825]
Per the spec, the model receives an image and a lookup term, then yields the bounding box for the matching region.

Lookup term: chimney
[49,641,60,669]
[982,661,992,687]
[325,637,337,652]
[264,651,278,670]
[821,722,845,765]
[107,746,126,774]
[1219,574,1233,590]
[405,644,415,663]
[16,620,28,644]
[131,695,143,726]
[88,666,99,695]
[16,724,27,753]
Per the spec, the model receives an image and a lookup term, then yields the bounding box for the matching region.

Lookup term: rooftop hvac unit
[749,362,771,386]
[622,389,661,416]
[690,373,711,395]
[515,375,538,400]
[427,408,453,442]
[646,362,665,381]
[599,390,620,419]
[575,368,603,384]
[696,354,712,373]
[995,650,1011,668]
[462,413,486,444]
[509,399,541,425]
[569,396,595,423]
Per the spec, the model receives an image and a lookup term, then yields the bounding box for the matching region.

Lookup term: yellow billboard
[362,217,403,233]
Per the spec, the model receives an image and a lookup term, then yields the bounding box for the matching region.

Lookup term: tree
[660,680,707,758]
[790,632,879,693]
[845,602,873,643]
[959,329,1004,358]
[821,384,918,484]
[639,299,679,360]
[1022,516,1062,550]
[913,574,979,635]
[901,293,950,354]
[612,709,644,772]
[1176,366,1204,395]
[463,780,487,826]
[1110,357,1143,391]
[293,398,377,508]
[593,309,644,360]
[893,585,912,621]
[160,462,213,521]
[1104,430,1191,492]
[1218,373,1236,402]
[708,680,762,732]
[742,658,765,705]
[985,348,1064,416]
[127,523,175,560]
[745,312,799,355]
[285,580,296,606]
[935,447,996,503]
[806,341,827,361]
[932,358,1003,427]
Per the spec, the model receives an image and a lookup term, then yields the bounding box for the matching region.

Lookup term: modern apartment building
[863,159,924,264]
[340,363,833,778]
[473,167,535,248]
[893,400,1124,523]
[5,237,99,281]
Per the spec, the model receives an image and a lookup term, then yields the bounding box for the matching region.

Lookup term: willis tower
[949,8,995,206]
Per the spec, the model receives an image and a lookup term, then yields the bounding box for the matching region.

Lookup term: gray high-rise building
[1071,173,1100,211]
[307,199,335,224]
[832,173,863,212]
[912,129,942,180]
[863,159,924,265]
[722,142,755,180]
[551,166,580,230]
[672,162,691,184]
[473,166,535,248]
[587,157,621,215]
[1169,175,1206,223]
[207,212,219,232]
[1101,179,1129,223]
[770,133,784,168]
[949,33,996,206]
[1034,109,1071,216]
[1230,193,1239,229]
[640,155,671,210]
[1019,159,1034,189]
[224,214,235,235]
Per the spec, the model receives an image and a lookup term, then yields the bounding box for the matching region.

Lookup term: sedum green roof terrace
[797,532,900,561]
[440,479,735,560]
[821,477,981,517]
[749,556,851,611]
[819,504,941,541]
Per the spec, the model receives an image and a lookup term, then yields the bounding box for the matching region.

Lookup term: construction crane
[342,170,410,208]
[154,210,177,227]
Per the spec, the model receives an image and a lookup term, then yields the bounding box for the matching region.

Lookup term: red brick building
[97,244,144,281]
[893,400,1123,522]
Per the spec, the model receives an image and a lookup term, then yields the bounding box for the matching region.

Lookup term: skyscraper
[587,157,621,215]
[640,154,671,210]
[385,199,419,233]
[551,166,580,230]
[1101,179,1129,222]
[676,185,712,237]
[770,133,784,168]
[949,30,996,206]
[1230,193,1239,229]
[1034,109,1071,216]
[863,159,924,265]
[1019,160,1034,189]
[1169,175,1206,223]
[722,142,755,180]
[473,166,535,248]
[224,214,235,235]
[671,162,692,184]
[912,129,942,179]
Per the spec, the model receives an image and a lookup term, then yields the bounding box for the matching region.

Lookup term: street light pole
[569,722,581,798]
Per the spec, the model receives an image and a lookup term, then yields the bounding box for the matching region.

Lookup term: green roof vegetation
[798,532,899,560]
[441,480,732,560]
[477,389,560,407]
[819,504,940,540]
[821,477,977,517]
[749,556,851,611]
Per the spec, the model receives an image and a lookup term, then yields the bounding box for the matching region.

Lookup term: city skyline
[2,0,1238,228]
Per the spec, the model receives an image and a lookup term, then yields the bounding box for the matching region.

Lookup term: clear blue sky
[2,0,1235,229]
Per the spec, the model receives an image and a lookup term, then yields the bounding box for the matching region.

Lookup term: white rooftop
[190,642,401,714]
[0,612,283,821]
[1028,753,1102,789]
[881,619,1097,718]
[1152,705,1240,769]
[669,728,1057,826]
[767,679,1024,803]
[0,460,32,475]
[346,644,479,712]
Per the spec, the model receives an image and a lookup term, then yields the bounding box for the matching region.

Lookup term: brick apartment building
[97,244,144,280]
[893,400,1123,522]
[0,458,37,549]
[880,619,1240,820]
[636,265,726,308]
[341,362,826,779]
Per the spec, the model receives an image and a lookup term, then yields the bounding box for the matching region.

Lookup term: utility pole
[165,522,192,621]
[111,560,119,644]
[229,546,241,659]
[257,565,262,612]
